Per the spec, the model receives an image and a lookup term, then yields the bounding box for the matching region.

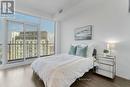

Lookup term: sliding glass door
[0,19,3,64]
[8,21,24,62]
[0,12,55,64]
[25,24,38,59]
[7,20,39,62]
[40,20,55,56]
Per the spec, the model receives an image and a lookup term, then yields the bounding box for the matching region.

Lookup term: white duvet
[31,54,93,87]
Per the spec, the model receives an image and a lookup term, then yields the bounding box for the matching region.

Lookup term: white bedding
[31,54,93,87]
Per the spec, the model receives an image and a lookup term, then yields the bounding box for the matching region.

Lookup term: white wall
[60,0,130,80]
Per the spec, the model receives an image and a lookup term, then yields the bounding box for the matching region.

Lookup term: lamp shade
[106,41,116,55]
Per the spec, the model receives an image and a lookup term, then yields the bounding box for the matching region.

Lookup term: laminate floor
[0,65,130,87]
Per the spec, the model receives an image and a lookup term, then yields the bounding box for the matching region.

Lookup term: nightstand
[94,55,116,79]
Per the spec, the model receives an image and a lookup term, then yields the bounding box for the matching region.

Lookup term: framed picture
[74,25,92,40]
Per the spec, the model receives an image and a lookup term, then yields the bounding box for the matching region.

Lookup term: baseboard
[0,58,35,69]
[116,74,130,80]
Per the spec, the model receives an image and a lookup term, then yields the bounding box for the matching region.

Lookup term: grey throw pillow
[69,45,77,55]
[76,46,87,57]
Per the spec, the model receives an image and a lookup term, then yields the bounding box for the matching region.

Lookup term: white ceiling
[15,0,105,19]
[16,0,83,17]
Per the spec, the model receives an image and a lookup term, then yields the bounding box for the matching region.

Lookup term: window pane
[7,12,40,61]
[8,21,24,61]
[40,20,55,56]
[0,45,2,64]
[0,19,3,64]
[0,12,55,64]
[25,24,38,59]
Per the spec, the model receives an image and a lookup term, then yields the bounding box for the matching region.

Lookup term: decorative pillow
[76,45,88,57]
[69,45,77,55]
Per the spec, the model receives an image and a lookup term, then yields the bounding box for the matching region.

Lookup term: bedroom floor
[0,65,130,87]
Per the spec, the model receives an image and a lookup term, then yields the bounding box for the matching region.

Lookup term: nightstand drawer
[97,59,114,66]
[97,57,114,62]
[96,69,114,78]
[97,64,113,72]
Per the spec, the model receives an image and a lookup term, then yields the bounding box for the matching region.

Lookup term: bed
[31,44,96,87]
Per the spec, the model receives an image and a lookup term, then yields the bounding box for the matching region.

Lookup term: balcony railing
[8,42,54,61]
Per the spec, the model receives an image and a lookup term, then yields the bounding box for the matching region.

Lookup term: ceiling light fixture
[59,9,63,14]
